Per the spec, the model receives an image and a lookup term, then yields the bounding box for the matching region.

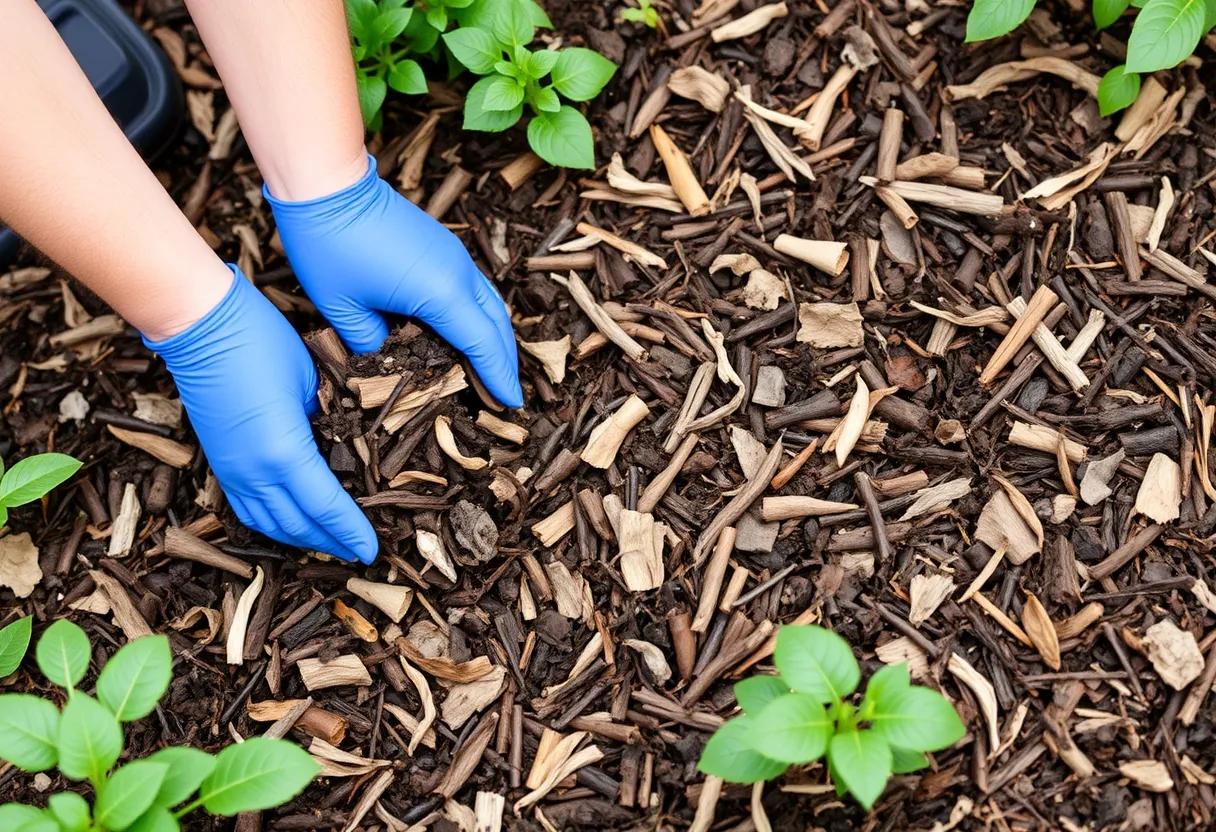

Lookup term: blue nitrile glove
[143,266,378,564]
[265,154,523,408]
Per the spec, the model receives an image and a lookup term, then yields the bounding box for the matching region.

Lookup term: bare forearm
[184,0,367,201]
[0,0,230,340]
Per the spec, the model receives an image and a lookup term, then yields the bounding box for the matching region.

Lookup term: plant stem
[173,798,204,819]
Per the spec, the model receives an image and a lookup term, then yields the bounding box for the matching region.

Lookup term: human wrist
[140,263,243,353]
[261,147,372,203]
[130,258,236,343]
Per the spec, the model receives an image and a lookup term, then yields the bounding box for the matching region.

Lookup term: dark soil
[3,0,1216,830]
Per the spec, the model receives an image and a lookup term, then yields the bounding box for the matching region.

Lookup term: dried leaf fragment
[0,532,41,598]
[1021,592,1061,670]
[520,336,570,385]
[909,573,955,625]
[1142,620,1204,690]
[741,270,787,310]
[441,665,507,729]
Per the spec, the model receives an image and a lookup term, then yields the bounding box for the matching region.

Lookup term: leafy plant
[0,616,32,678]
[965,0,1216,114]
[0,452,81,530]
[697,625,965,810]
[345,0,616,168]
[621,0,661,29]
[0,620,318,831]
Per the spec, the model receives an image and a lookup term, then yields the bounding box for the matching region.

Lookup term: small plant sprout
[0,619,319,831]
[697,625,965,810]
[0,452,81,530]
[965,0,1216,115]
[620,0,661,29]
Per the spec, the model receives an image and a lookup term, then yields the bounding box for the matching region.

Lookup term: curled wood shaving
[298,654,372,690]
[622,639,673,684]
[434,415,489,471]
[606,153,678,198]
[751,782,773,832]
[835,374,870,467]
[1021,592,1061,670]
[909,301,1009,328]
[734,86,814,137]
[515,735,604,812]
[710,253,762,275]
[519,336,570,384]
[682,321,746,436]
[803,64,856,152]
[901,477,972,521]
[742,270,788,310]
[1023,142,1117,211]
[947,652,999,749]
[308,738,391,777]
[169,608,222,644]
[740,103,814,181]
[580,187,685,213]
[710,1,788,41]
[775,235,848,275]
[551,271,647,361]
[875,636,929,679]
[1134,453,1182,523]
[668,66,731,113]
[858,177,1006,215]
[574,222,667,268]
[226,566,265,665]
[1147,177,1174,251]
[416,529,458,582]
[945,57,1101,101]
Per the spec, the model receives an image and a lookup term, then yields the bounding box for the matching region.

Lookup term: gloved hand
[143,266,378,564]
[265,154,523,408]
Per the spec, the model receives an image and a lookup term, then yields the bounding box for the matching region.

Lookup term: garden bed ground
[3,0,1216,830]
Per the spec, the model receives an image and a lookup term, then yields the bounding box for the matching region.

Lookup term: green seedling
[0,452,81,530]
[0,620,318,831]
[966,0,1216,115]
[345,0,616,168]
[0,616,33,678]
[697,625,965,810]
[621,0,661,29]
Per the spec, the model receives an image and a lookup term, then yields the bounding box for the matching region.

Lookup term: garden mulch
[3,0,1216,829]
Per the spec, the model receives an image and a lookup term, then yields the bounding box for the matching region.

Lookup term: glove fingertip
[335,313,392,356]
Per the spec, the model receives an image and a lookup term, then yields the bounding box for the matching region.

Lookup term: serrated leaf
[97,635,172,722]
[388,59,428,94]
[199,738,319,816]
[735,675,789,715]
[1094,0,1132,27]
[890,745,929,774]
[772,625,860,703]
[869,686,966,752]
[746,693,833,764]
[828,729,892,809]
[0,616,32,677]
[1126,0,1206,72]
[697,715,789,784]
[1097,65,1141,115]
[355,72,387,127]
[482,75,525,111]
[964,0,1036,41]
[96,761,168,831]
[127,807,179,832]
[444,27,502,73]
[35,619,91,689]
[526,48,561,78]
[551,48,617,101]
[58,694,123,783]
[527,106,595,169]
[146,746,216,807]
[0,694,59,771]
[0,453,81,507]
[464,76,524,131]
[47,792,90,832]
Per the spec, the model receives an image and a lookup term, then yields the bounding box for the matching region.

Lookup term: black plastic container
[0,0,184,267]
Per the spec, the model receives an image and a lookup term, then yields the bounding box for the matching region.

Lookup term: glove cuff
[141,264,246,365]
[263,153,379,220]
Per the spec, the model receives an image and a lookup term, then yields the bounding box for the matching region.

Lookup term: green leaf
[0,694,59,771]
[0,805,48,828]
[199,738,320,816]
[890,745,929,774]
[524,0,553,27]
[443,27,503,73]
[550,48,617,101]
[356,72,388,126]
[526,48,560,78]
[96,761,169,831]
[869,686,966,752]
[746,693,833,764]
[1094,0,1132,27]
[96,634,172,722]
[127,808,179,832]
[0,504,7,528]
[491,0,535,47]
[47,792,90,832]
[527,106,595,169]
[14,817,59,832]
[861,663,911,718]
[35,619,91,689]
[464,76,524,131]
[829,729,892,809]
[426,5,448,30]
[344,0,378,42]
[964,0,1036,41]
[697,715,789,784]
[0,453,81,507]
[530,85,561,113]
[1126,0,1207,72]
[0,616,32,677]
[388,59,428,94]
[772,625,860,703]
[57,693,123,783]
[734,675,790,716]
[145,746,216,808]
[1206,0,1216,28]
[494,60,524,79]
[374,7,412,41]
[1097,65,1141,116]
[482,75,526,111]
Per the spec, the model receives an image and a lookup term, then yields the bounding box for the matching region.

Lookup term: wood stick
[1009,421,1087,462]
[875,108,918,228]
[858,177,1005,215]
[638,432,699,513]
[1089,524,1164,580]
[1103,191,1142,281]
[802,64,856,151]
[649,124,710,216]
[979,285,1058,384]
[551,271,647,361]
[692,527,735,633]
[164,527,253,578]
[1006,297,1089,391]
[760,495,858,521]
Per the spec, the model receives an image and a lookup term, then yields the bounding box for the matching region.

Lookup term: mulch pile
[3,0,1216,830]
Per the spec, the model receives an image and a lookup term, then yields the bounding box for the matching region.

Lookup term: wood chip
[1134,453,1181,523]
[226,566,265,665]
[520,337,570,384]
[668,66,730,112]
[298,654,372,690]
[442,665,507,729]
[1120,759,1174,793]
[0,532,41,598]
[581,395,651,468]
[1080,449,1124,505]
[909,573,955,625]
[618,509,666,591]
[948,652,999,749]
[347,577,413,622]
[434,415,489,471]
[710,2,788,41]
[107,425,194,468]
[1142,620,1204,690]
[796,301,863,347]
[1021,592,1061,670]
